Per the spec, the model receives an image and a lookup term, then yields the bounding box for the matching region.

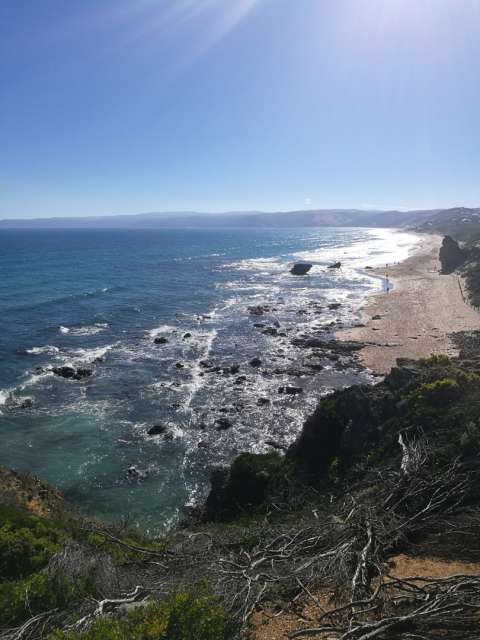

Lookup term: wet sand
[338,233,479,374]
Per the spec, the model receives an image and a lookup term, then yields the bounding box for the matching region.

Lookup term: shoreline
[338,232,480,374]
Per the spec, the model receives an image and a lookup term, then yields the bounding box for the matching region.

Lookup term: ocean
[0,227,418,532]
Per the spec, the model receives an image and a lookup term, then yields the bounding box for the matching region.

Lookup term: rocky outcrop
[52,366,92,380]
[204,355,476,520]
[147,424,169,436]
[439,235,467,274]
[328,261,341,269]
[204,453,282,520]
[290,263,312,276]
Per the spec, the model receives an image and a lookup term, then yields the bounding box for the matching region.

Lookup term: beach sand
[338,233,479,374]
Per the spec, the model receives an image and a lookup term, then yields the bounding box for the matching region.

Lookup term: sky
[1,0,480,219]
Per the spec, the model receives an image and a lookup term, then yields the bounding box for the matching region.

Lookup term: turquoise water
[0,227,417,532]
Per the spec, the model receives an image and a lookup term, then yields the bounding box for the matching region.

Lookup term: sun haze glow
[1,0,480,218]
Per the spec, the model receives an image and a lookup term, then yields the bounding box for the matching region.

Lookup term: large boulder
[439,236,467,274]
[290,263,312,276]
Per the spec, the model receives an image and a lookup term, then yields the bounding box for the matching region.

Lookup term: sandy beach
[338,233,480,374]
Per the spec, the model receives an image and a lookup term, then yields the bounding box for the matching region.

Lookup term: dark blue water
[0,227,417,532]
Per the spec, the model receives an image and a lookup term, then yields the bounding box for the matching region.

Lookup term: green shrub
[0,506,67,580]
[459,422,480,455]
[413,378,462,408]
[420,354,451,367]
[0,573,77,626]
[83,532,166,564]
[49,590,233,640]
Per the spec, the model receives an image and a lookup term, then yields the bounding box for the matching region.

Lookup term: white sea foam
[18,370,54,391]
[293,229,420,269]
[225,256,284,273]
[26,345,60,355]
[67,344,115,365]
[59,323,109,336]
[148,324,177,339]
[183,328,218,411]
[0,389,11,407]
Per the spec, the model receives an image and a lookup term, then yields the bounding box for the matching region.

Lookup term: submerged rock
[154,336,169,345]
[125,466,146,481]
[328,261,342,269]
[263,327,278,337]
[249,357,262,368]
[257,397,271,406]
[5,395,35,409]
[290,263,312,276]
[248,305,270,316]
[215,417,233,430]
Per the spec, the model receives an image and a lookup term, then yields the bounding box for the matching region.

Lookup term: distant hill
[413,207,480,240]
[1,206,479,231]
[0,208,445,229]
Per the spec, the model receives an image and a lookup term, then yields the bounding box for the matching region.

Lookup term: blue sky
[1,0,480,218]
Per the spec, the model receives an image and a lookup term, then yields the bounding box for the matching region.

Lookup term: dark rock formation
[249,357,262,368]
[257,397,271,406]
[154,336,169,345]
[52,366,92,380]
[290,263,312,276]
[147,424,168,436]
[278,386,303,395]
[5,395,35,409]
[328,261,341,269]
[248,305,270,316]
[205,454,282,520]
[439,235,467,274]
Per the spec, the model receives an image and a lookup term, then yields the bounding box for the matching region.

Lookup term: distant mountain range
[1,207,479,232]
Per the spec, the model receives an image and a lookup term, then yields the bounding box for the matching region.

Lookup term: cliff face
[0,465,72,519]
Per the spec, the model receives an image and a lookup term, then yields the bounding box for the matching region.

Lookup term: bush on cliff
[49,590,232,640]
[412,378,462,408]
[0,573,80,626]
[0,506,68,580]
